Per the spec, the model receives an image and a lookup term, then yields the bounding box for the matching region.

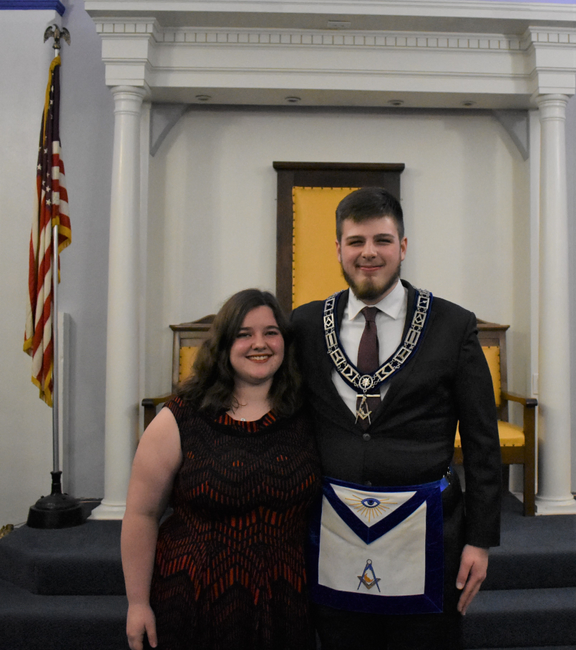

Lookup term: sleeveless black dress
[149,397,321,650]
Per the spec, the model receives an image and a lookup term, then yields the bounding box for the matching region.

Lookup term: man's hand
[456,544,489,615]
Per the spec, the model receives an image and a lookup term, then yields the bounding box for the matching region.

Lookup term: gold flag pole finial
[43,25,71,50]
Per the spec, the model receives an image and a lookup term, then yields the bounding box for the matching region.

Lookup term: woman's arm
[121,407,182,650]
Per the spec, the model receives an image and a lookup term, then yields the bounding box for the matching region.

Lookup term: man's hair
[336,187,404,241]
[177,288,302,418]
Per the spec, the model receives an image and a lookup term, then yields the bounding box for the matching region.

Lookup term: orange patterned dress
[149,397,321,650]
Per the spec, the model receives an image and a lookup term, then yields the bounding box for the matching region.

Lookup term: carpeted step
[0,520,124,595]
[485,544,576,591]
[483,494,576,591]
[463,586,576,649]
[0,577,127,650]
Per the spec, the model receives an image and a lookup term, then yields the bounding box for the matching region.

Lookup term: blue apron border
[308,476,445,615]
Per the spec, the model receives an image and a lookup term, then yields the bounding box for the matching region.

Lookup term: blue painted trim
[0,1,65,15]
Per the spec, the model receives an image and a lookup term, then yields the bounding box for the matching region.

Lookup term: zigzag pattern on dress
[149,397,321,650]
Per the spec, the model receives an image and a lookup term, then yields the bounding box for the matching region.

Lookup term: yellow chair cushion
[179,346,200,383]
[481,345,501,408]
[495,420,525,447]
[455,420,525,448]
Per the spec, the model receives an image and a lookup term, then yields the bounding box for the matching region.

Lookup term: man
[291,187,501,650]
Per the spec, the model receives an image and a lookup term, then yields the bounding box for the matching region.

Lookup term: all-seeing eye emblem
[345,493,397,522]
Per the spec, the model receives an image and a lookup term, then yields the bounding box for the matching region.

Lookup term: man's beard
[341,263,402,303]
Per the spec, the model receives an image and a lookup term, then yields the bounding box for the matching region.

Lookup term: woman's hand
[126,603,158,650]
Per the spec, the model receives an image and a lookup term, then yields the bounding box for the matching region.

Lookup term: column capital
[111,85,148,97]
[110,85,149,112]
[535,94,569,125]
[535,93,570,108]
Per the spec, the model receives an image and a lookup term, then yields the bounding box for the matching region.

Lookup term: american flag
[24,56,71,406]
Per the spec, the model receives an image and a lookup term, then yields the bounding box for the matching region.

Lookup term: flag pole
[27,25,83,529]
[51,217,60,473]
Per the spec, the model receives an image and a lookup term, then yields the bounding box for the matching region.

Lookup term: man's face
[336,216,407,304]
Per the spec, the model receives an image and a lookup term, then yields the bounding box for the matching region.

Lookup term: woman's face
[229,305,285,388]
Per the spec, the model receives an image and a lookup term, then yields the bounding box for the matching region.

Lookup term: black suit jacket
[292,281,501,549]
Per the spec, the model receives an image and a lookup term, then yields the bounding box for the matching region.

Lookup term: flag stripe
[24,56,71,407]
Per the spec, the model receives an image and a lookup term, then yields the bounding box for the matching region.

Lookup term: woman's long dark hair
[177,289,302,418]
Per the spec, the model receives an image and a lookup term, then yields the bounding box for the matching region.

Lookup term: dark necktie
[356,307,381,428]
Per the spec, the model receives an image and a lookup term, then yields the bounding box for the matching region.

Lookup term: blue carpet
[0,519,124,595]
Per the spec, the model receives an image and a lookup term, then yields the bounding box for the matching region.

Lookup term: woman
[121,289,320,650]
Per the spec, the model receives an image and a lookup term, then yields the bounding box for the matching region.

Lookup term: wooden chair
[453,320,537,516]
[142,316,214,429]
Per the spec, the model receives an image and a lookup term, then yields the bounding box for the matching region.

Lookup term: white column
[535,94,576,514]
[139,101,151,433]
[91,86,146,520]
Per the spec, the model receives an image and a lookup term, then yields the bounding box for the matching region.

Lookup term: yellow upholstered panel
[455,420,524,449]
[292,187,358,309]
[179,346,199,383]
[481,345,501,408]
[496,420,525,447]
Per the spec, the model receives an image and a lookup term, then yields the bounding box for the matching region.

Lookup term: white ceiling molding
[86,2,576,109]
[85,1,576,29]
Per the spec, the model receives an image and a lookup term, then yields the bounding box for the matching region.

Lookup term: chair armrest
[142,394,175,430]
[142,394,174,408]
[501,391,538,408]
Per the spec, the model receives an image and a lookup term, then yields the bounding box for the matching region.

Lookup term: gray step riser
[464,614,576,649]
[484,553,576,591]
[463,588,576,649]
[0,521,124,596]
[0,578,127,650]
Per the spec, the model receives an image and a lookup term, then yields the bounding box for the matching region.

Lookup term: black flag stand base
[27,471,84,529]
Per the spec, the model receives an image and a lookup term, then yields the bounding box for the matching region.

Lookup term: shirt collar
[346,280,407,321]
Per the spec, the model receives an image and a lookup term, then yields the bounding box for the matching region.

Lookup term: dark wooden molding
[272,161,406,172]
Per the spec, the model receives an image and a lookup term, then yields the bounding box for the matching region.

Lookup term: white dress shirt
[332,280,408,415]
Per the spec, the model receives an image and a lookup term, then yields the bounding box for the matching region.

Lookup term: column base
[89,500,126,520]
[534,495,576,515]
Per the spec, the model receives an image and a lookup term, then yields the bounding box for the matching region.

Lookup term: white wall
[57,1,113,500]
[0,9,56,526]
[0,3,113,525]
